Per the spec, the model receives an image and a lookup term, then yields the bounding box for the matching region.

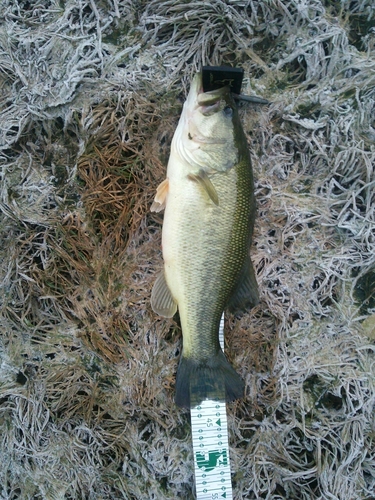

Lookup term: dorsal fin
[227,256,259,312]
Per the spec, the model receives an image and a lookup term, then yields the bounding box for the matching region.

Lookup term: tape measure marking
[190,314,233,499]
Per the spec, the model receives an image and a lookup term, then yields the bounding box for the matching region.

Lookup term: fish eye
[223,106,233,117]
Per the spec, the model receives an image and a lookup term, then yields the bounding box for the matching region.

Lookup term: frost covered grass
[0,0,375,498]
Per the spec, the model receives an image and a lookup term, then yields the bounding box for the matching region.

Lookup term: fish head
[174,73,245,172]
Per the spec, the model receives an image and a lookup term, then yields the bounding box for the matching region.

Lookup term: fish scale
[172,172,241,346]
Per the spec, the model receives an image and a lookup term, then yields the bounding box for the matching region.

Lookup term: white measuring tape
[190,314,233,499]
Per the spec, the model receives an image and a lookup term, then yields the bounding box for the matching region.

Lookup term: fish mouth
[189,73,230,114]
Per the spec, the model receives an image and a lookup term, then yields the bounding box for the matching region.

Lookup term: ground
[0,0,375,499]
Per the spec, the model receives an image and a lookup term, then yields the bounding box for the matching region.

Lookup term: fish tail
[175,351,244,408]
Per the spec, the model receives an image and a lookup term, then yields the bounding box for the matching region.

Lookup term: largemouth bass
[151,72,258,408]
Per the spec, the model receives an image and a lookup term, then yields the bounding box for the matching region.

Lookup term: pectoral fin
[151,178,169,213]
[187,169,219,206]
[151,271,177,318]
[227,256,259,312]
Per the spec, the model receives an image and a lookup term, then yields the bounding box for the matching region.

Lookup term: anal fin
[151,271,177,318]
[187,169,219,206]
[151,178,169,213]
[227,255,259,313]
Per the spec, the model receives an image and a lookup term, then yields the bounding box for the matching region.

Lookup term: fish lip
[197,99,223,116]
[192,72,230,113]
[185,73,231,119]
[198,86,229,103]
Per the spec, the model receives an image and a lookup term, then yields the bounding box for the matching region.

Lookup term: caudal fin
[175,351,244,408]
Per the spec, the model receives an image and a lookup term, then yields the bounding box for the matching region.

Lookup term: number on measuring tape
[191,399,233,499]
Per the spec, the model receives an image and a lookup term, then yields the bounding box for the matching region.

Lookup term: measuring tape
[190,314,233,499]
